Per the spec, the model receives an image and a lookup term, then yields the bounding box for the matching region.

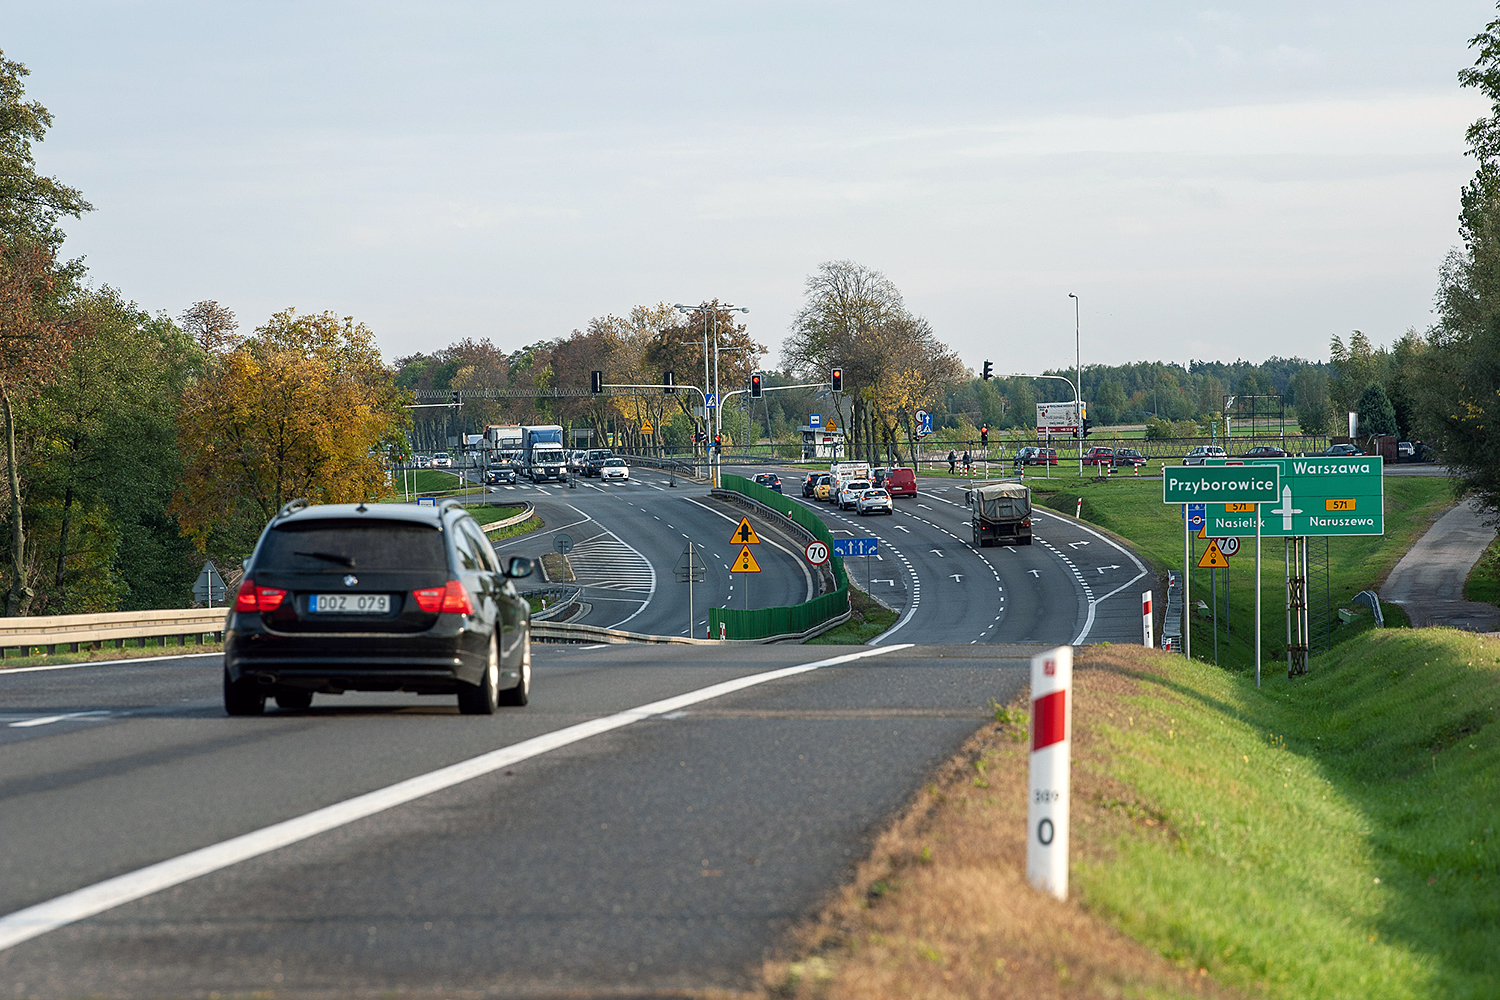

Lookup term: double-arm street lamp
[673,301,749,488]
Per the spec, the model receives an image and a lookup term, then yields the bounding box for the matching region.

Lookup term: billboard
[1036,401,1085,435]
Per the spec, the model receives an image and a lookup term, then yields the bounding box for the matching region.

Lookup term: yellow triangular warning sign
[730,517,761,545]
[1197,540,1229,569]
[730,545,762,573]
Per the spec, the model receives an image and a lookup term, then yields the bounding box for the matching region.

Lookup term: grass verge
[482,507,542,544]
[769,632,1499,1000]
[0,638,224,670]
[805,586,899,645]
[1465,534,1500,608]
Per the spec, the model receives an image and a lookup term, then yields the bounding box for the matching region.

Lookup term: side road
[1381,495,1500,632]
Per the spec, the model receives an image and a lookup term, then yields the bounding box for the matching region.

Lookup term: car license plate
[310,593,390,614]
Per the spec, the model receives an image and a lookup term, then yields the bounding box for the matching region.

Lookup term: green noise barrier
[708,474,849,640]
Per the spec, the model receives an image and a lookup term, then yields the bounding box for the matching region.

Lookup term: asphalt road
[0,642,1035,998]
[482,473,814,637]
[751,468,1151,646]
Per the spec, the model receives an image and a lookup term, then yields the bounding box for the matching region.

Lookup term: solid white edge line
[0,643,912,953]
[1031,508,1148,644]
[0,651,223,675]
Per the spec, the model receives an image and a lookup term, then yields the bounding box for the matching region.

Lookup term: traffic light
[713,433,722,453]
[982,360,993,380]
[450,390,460,407]
[981,424,989,447]
[590,370,603,394]
[663,370,675,394]
[1083,417,1092,438]
[831,367,843,392]
[750,373,762,397]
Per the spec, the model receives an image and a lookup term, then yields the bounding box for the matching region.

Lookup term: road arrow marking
[930,549,945,557]
[950,574,963,582]
[1067,541,1090,549]
[1028,569,1041,577]
[894,525,910,533]
[1096,564,1121,573]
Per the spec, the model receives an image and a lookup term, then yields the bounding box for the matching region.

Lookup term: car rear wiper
[293,550,356,567]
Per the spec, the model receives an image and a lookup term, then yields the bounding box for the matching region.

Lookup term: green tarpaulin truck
[966,479,1033,547]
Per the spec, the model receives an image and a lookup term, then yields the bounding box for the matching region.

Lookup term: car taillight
[413,580,473,615]
[234,578,285,612]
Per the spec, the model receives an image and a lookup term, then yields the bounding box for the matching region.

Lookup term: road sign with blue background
[706,393,717,408]
[1185,503,1206,531]
[916,409,934,436]
[809,414,821,428]
[832,537,880,557]
[1203,456,1384,537]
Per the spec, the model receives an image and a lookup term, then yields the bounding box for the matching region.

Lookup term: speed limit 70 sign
[804,541,829,565]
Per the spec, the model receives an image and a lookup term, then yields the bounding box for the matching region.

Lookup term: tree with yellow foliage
[172,309,407,556]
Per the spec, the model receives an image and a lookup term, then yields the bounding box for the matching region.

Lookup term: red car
[1082,447,1114,467]
[884,467,918,497]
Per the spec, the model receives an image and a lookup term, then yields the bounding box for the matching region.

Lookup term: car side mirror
[504,555,535,579]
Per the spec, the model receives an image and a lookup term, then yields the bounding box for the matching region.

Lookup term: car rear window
[258,520,448,573]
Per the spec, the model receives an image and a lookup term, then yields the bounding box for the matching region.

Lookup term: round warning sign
[1218,536,1240,557]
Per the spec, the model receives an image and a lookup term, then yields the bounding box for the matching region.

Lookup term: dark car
[585,449,614,477]
[484,465,517,485]
[801,473,821,497]
[1113,447,1148,468]
[753,472,783,493]
[1014,446,1058,466]
[224,499,535,716]
[1324,443,1361,457]
[1241,445,1289,460]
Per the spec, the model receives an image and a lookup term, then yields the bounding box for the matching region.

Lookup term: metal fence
[708,475,849,641]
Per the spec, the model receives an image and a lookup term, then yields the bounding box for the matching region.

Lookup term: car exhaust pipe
[255,672,279,686]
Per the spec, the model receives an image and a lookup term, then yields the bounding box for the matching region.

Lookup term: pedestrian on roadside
[962,450,971,473]
[948,449,957,474]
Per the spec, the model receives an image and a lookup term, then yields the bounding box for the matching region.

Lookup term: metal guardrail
[0,608,228,658]
[479,503,535,531]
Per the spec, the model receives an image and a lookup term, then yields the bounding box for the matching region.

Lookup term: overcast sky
[9,1,1495,373]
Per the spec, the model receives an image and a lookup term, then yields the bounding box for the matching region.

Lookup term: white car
[601,457,630,483]
[837,479,871,510]
[856,488,893,515]
[431,453,453,468]
[1182,446,1226,466]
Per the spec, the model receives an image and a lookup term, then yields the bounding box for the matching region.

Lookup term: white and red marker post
[1141,590,1154,647]
[1027,645,1073,900]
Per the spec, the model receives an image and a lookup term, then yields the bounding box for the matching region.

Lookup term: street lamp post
[674,301,749,487]
[1068,293,1082,477]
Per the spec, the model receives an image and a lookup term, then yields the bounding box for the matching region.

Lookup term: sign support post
[1183,504,1191,659]
[1027,645,1072,900]
[1255,502,1262,688]
[1141,591,1153,647]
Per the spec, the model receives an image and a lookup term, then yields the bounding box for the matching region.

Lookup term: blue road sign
[832,537,880,558]
[809,413,822,428]
[1186,503,1206,530]
[916,409,934,436]
[417,497,436,507]
[706,393,717,408]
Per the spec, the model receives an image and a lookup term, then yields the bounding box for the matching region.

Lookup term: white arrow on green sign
[1162,466,1280,505]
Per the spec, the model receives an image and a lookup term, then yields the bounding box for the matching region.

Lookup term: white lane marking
[0,645,913,952]
[568,504,657,629]
[8,710,112,728]
[577,644,610,650]
[1030,508,1149,636]
[0,651,224,675]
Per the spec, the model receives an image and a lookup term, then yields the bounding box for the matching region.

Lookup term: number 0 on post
[1027,645,1072,900]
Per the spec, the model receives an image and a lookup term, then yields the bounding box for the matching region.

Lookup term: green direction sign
[1162,465,1280,505]
[1204,456,1384,537]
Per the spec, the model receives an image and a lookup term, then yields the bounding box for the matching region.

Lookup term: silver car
[856,488,893,515]
[1182,446,1226,466]
[601,457,630,482]
[837,479,871,510]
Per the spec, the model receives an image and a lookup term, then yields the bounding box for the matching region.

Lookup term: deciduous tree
[172,310,407,557]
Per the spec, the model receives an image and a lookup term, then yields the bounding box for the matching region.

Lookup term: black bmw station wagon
[224,499,534,716]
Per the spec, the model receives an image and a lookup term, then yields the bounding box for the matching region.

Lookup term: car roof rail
[276,498,310,519]
[439,499,466,514]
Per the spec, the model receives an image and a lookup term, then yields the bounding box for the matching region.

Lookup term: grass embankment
[0,638,225,670]
[1024,476,1453,672]
[772,633,1499,1000]
[807,586,899,645]
[1465,535,1500,608]
[481,505,542,544]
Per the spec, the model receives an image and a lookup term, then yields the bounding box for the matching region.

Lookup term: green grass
[1080,631,1500,999]
[484,512,542,543]
[1027,476,1456,673]
[1464,535,1500,608]
[0,637,224,669]
[806,586,898,644]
